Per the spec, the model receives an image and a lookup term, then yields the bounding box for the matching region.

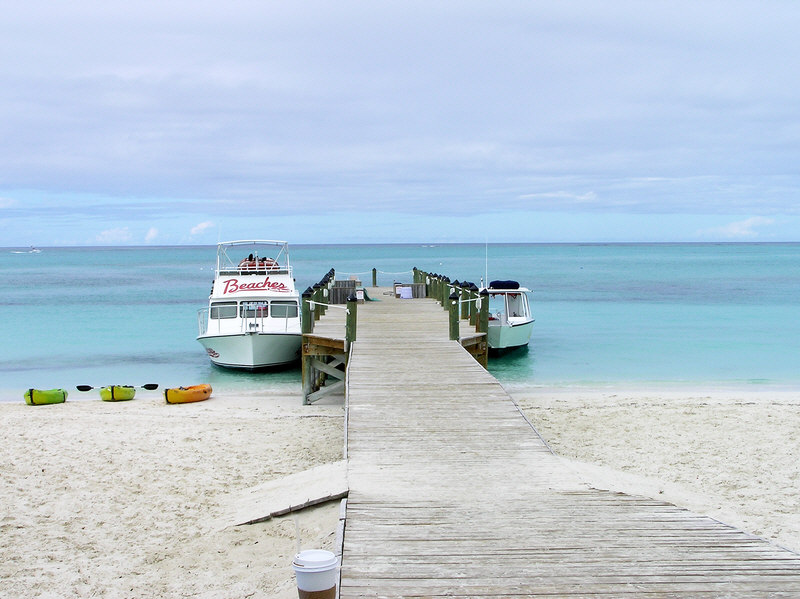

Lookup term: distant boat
[11,247,41,254]
[483,280,534,352]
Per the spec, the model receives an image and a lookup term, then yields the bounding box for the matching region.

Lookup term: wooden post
[301,287,314,405]
[320,277,328,316]
[313,284,322,321]
[478,288,489,334]
[372,268,377,287]
[469,283,479,327]
[346,293,358,351]
[449,291,460,341]
[301,287,314,334]
[442,277,450,310]
[460,282,470,320]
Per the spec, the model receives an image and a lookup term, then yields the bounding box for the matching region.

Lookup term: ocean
[3,243,799,401]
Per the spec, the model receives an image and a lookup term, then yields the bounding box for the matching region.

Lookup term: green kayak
[24,389,68,405]
[99,385,136,402]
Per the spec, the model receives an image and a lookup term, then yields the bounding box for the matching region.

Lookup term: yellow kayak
[164,384,212,404]
[99,385,136,402]
[24,389,68,405]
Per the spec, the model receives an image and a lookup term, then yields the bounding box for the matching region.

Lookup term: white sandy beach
[3,386,800,597]
[0,390,344,599]
[514,387,800,554]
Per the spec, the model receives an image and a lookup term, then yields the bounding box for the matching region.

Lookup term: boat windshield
[488,292,530,323]
[241,301,269,318]
[271,300,299,318]
[210,301,238,319]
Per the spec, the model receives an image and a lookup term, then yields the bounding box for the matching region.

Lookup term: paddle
[76,383,159,392]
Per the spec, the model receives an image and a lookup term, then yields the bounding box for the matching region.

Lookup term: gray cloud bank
[1,0,799,224]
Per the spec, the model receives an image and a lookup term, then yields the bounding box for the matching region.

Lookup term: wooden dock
[310,287,800,597]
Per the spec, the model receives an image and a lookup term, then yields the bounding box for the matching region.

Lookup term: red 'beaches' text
[222,278,289,294]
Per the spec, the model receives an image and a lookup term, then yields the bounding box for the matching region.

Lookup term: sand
[0,390,344,599]
[4,385,800,597]
[513,387,800,554]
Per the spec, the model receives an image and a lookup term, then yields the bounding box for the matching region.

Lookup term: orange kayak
[164,384,212,404]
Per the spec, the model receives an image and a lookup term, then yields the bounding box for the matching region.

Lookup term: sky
[2,0,800,246]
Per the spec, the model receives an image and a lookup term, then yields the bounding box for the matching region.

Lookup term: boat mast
[483,240,489,289]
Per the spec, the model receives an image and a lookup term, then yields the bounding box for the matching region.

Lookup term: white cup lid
[292,550,338,572]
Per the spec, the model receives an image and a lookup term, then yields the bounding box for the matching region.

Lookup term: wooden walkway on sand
[329,290,800,597]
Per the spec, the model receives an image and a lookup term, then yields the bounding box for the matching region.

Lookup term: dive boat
[196,240,302,369]
[484,280,534,352]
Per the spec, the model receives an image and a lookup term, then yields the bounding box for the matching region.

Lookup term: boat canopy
[488,280,520,290]
[215,240,291,276]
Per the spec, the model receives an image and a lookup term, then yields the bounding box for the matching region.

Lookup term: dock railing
[300,267,491,403]
[413,267,489,367]
[301,269,360,405]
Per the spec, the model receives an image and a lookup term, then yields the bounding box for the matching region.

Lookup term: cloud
[145,227,158,242]
[699,216,775,239]
[190,221,214,236]
[518,191,598,205]
[96,227,132,243]
[3,2,800,244]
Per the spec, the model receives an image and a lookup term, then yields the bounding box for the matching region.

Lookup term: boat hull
[100,386,136,402]
[487,320,534,351]
[24,389,68,405]
[197,332,301,369]
[164,384,212,404]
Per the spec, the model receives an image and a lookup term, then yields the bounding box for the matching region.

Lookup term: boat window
[210,301,238,319]
[488,294,506,316]
[271,301,299,319]
[506,293,524,317]
[240,301,269,318]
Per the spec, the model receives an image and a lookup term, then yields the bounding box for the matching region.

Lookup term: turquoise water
[2,243,799,400]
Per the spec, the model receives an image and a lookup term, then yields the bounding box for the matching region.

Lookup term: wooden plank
[310,357,346,380]
[222,460,348,527]
[307,379,345,402]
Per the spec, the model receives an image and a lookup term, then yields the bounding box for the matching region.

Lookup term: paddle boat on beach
[24,388,68,405]
[196,240,302,370]
[164,384,212,404]
[484,280,534,352]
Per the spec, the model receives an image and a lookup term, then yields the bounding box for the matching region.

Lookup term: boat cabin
[487,280,532,325]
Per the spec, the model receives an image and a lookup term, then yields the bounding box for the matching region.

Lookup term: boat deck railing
[216,266,292,277]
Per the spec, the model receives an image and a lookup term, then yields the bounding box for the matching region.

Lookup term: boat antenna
[484,239,489,289]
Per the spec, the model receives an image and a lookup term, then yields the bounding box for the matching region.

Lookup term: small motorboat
[99,385,136,402]
[24,388,68,405]
[164,384,212,404]
[484,280,535,352]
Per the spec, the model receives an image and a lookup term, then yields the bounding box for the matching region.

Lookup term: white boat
[197,240,302,369]
[484,280,534,351]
